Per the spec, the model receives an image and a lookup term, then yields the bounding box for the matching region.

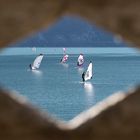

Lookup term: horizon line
[0,47,139,55]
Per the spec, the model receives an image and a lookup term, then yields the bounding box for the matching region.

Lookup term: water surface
[0,54,140,121]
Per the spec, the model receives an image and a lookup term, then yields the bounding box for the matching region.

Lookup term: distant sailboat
[77,54,84,66]
[29,54,44,70]
[63,48,66,54]
[82,61,93,82]
[32,47,36,52]
[60,48,69,63]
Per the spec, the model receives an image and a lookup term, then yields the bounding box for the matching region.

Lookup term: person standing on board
[82,71,85,82]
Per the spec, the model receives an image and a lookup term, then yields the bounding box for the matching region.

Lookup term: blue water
[0,54,140,121]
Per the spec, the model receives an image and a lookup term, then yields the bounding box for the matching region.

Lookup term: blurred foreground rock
[0,88,140,140]
[0,0,140,139]
[0,0,140,48]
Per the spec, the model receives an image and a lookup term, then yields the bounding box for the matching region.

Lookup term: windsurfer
[82,71,85,82]
[77,62,79,66]
[29,64,32,70]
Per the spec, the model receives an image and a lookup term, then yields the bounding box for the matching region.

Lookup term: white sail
[30,54,44,70]
[84,62,92,81]
[77,54,84,66]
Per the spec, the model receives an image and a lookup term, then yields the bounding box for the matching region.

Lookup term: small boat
[82,61,93,82]
[29,54,44,70]
[60,48,69,63]
[77,54,84,66]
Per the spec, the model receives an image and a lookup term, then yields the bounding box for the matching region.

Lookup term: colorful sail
[60,48,68,63]
[30,54,44,70]
[77,54,84,66]
[61,54,69,63]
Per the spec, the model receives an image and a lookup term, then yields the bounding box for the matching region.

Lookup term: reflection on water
[84,82,94,94]
[77,67,84,75]
[83,82,95,107]
[61,63,69,68]
[31,70,43,77]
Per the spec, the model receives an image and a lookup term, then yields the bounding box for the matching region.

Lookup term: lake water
[0,54,140,121]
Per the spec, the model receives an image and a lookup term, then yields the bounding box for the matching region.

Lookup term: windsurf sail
[61,54,69,63]
[30,54,44,70]
[84,62,93,81]
[77,54,84,66]
[60,48,69,63]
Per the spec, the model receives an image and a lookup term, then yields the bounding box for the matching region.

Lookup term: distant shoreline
[0,47,139,56]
